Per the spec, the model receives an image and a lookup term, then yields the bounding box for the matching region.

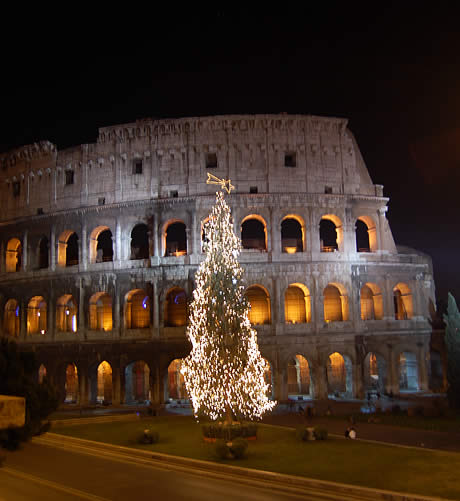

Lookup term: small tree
[444,293,460,409]
[181,190,276,423]
[0,338,58,449]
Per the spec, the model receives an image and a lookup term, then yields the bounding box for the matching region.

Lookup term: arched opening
[165,222,187,256]
[399,352,419,391]
[241,216,267,251]
[65,232,79,266]
[125,361,151,403]
[6,238,22,272]
[429,350,444,391]
[320,215,342,252]
[281,217,304,253]
[201,217,210,253]
[356,216,377,252]
[97,361,113,404]
[38,364,47,384]
[164,288,187,327]
[124,289,150,329]
[3,299,20,337]
[285,284,311,323]
[360,283,383,320]
[246,285,271,325]
[89,293,112,331]
[327,352,353,397]
[324,284,348,322]
[167,359,187,400]
[89,227,113,263]
[130,224,149,260]
[56,295,77,332]
[27,296,47,335]
[393,283,413,320]
[65,363,79,403]
[287,355,312,398]
[38,236,49,269]
[363,352,387,393]
[263,358,274,398]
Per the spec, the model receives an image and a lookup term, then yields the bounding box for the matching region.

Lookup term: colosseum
[0,114,440,407]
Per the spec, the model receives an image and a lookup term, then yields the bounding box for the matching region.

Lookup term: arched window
[164,288,187,327]
[97,361,112,404]
[125,360,150,403]
[56,295,77,332]
[324,284,348,322]
[130,224,149,260]
[6,238,22,272]
[320,215,342,252]
[38,236,49,269]
[165,222,187,256]
[167,359,186,400]
[363,352,386,392]
[27,296,47,335]
[356,216,378,252]
[393,283,413,320]
[327,352,353,396]
[241,216,267,251]
[287,355,311,395]
[285,284,311,323]
[360,283,383,320]
[38,364,47,384]
[89,227,113,263]
[281,217,304,253]
[246,285,271,325]
[399,352,418,391]
[65,363,79,403]
[65,233,79,266]
[89,292,112,331]
[3,299,20,337]
[125,289,150,329]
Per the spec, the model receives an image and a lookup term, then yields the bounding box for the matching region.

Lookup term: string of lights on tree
[181,175,276,422]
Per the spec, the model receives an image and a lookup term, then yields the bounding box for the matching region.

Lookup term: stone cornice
[0,141,56,168]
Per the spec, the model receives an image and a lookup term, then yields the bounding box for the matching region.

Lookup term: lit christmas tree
[181,179,276,423]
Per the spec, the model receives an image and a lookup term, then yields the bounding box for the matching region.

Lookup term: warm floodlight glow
[284,246,297,254]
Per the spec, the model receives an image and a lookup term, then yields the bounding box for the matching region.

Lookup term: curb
[36,432,448,501]
[50,414,140,427]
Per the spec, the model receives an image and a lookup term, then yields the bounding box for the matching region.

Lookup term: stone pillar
[353,356,364,399]
[0,240,5,273]
[78,279,85,335]
[270,209,281,256]
[81,222,87,271]
[153,215,159,258]
[191,210,198,255]
[114,288,121,335]
[387,347,399,395]
[383,275,394,321]
[50,226,56,271]
[418,344,429,391]
[312,271,322,332]
[312,363,328,400]
[274,365,288,402]
[78,364,89,406]
[22,230,28,272]
[112,364,121,405]
[49,288,56,340]
[115,219,122,262]
[153,280,160,333]
[273,279,281,326]
[19,299,27,340]
[378,207,387,251]
[186,228,192,256]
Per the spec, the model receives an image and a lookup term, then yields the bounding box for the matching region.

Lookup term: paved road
[0,441,337,501]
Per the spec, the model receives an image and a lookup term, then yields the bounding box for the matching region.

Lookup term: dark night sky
[1,4,459,309]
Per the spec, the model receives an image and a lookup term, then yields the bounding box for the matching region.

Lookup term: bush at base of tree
[0,338,58,450]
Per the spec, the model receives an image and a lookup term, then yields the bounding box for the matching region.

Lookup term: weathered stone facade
[0,114,438,405]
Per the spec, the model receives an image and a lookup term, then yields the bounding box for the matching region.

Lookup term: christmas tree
[181,187,276,423]
[444,293,460,409]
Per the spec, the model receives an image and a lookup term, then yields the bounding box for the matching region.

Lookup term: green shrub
[214,439,230,459]
[314,427,328,440]
[229,438,248,459]
[296,426,308,441]
[138,429,159,444]
[202,422,257,440]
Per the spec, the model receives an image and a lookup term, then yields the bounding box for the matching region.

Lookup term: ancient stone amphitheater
[0,114,440,406]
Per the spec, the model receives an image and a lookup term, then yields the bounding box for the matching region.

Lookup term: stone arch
[124,360,151,403]
[167,358,187,400]
[124,289,150,329]
[393,282,413,320]
[241,214,267,251]
[399,351,419,391]
[27,296,47,335]
[6,237,22,272]
[327,352,353,397]
[164,287,187,327]
[3,299,20,337]
[96,361,113,404]
[360,283,383,320]
[324,283,349,322]
[89,292,112,331]
[38,364,47,384]
[356,216,377,252]
[130,223,149,260]
[281,215,305,253]
[363,352,387,393]
[246,285,271,325]
[38,236,49,269]
[89,226,113,263]
[320,214,343,252]
[285,283,311,323]
[287,354,313,398]
[57,230,79,267]
[65,363,79,403]
[163,220,187,257]
[56,294,78,332]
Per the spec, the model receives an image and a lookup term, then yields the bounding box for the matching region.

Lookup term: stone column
[78,364,89,406]
[273,279,281,326]
[78,278,85,335]
[0,240,5,273]
[418,344,429,391]
[274,365,288,402]
[153,214,159,258]
[81,222,88,271]
[115,219,122,262]
[270,208,281,256]
[383,275,394,321]
[49,288,56,340]
[186,228,192,256]
[19,299,27,340]
[50,226,56,271]
[114,288,121,337]
[387,346,399,394]
[312,271,322,332]
[353,355,364,399]
[312,363,328,400]
[191,210,198,255]
[153,280,160,333]
[377,207,387,251]
[22,230,28,272]
[112,364,121,405]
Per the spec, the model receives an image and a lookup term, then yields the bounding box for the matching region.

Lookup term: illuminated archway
[287,355,312,397]
[27,296,47,335]
[38,236,49,269]
[241,215,267,251]
[246,285,271,325]
[393,283,413,320]
[57,230,79,267]
[130,224,149,260]
[320,215,343,252]
[327,352,352,397]
[281,216,304,253]
[6,238,22,272]
[356,216,377,252]
[97,361,113,404]
[399,352,418,391]
[285,284,311,323]
[360,283,383,320]
[38,364,47,384]
[324,284,348,322]
[363,352,387,392]
[65,363,79,403]
[164,221,187,256]
[125,289,150,329]
[89,292,112,331]
[89,226,113,263]
[125,361,151,403]
[164,288,187,327]
[3,299,20,337]
[56,295,77,332]
[167,359,187,400]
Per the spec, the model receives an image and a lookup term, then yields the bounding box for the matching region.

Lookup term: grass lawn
[351,412,460,433]
[53,415,460,500]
